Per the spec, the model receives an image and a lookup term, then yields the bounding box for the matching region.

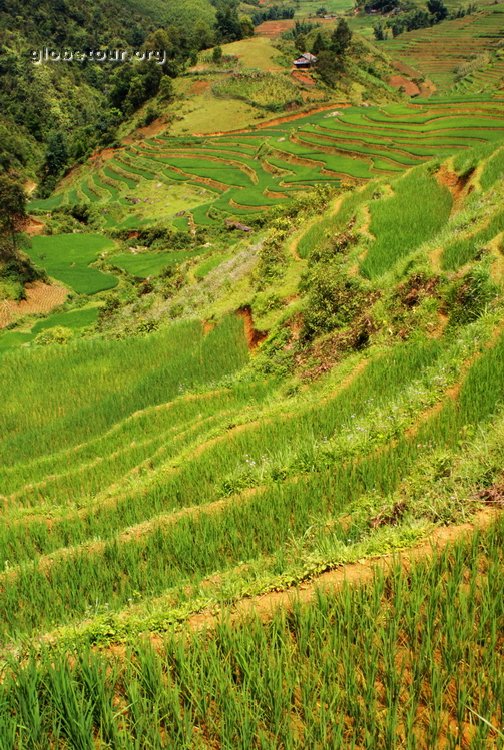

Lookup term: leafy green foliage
[447,266,499,326]
[0,175,27,258]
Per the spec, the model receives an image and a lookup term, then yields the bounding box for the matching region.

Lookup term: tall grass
[0,316,248,466]
[0,517,502,747]
[2,329,503,639]
[360,167,452,278]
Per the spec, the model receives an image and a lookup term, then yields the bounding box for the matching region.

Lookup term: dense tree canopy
[0,175,27,257]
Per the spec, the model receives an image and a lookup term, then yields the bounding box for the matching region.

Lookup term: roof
[301,52,317,62]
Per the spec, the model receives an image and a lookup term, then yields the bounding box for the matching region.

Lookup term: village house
[292,52,317,68]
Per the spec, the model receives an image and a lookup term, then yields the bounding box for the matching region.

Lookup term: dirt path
[185,507,500,631]
[0,282,67,329]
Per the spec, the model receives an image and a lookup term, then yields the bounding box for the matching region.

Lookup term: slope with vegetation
[0,132,503,743]
[0,2,503,743]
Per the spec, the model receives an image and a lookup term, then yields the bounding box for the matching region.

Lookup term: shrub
[301,266,368,340]
[34,326,73,346]
[447,266,499,326]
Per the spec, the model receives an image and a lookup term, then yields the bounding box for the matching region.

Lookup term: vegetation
[0,4,503,745]
[0,517,502,745]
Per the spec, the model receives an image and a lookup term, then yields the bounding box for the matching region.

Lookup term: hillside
[0,2,503,744]
[0,0,219,185]
[0,134,503,741]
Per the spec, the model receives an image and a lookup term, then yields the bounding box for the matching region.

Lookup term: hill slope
[0,136,503,743]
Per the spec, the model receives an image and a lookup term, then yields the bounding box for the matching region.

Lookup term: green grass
[0,315,248,466]
[0,517,501,747]
[111,248,207,277]
[442,208,504,270]
[26,235,118,294]
[194,253,230,278]
[360,167,453,278]
[31,306,100,333]
[2,322,504,640]
[480,144,504,190]
[0,307,100,355]
[37,99,504,229]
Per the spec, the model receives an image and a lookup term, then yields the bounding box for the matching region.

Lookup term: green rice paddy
[27,234,118,294]
[30,99,504,233]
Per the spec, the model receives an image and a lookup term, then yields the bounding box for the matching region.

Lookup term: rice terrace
[0,0,503,744]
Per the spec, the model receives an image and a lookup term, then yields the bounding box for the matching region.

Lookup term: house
[293,52,317,69]
[225,219,252,232]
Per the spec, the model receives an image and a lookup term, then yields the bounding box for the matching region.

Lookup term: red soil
[237,306,267,350]
[0,282,67,329]
[292,70,316,86]
[190,80,210,95]
[436,164,475,211]
[24,216,46,236]
[388,75,421,97]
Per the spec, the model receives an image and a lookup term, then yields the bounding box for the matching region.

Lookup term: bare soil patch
[25,216,46,236]
[436,164,475,212]
[123,118,167,145]
[0,282,67,329]
[292,70,316,87]
[237,305,268,350]
[388,75,421,97]
[190,80,210,95]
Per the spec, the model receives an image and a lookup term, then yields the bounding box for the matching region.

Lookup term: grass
[194,253,231,278]
[480,143,504,191]
[2,106,504,747]
[1,321,503,640]
[0,315,248,466]
[360,167,453,278]
[26,235,118,294]
[0,517,501,746]
[111,248,207,277]
[213,74,302,112]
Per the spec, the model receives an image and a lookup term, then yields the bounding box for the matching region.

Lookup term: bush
[34,326,73,346]
[447,266,499,326]
[301,266,368,340]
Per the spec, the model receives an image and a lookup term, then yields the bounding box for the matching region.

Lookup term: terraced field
[30,98,504,230]
[385,4,504,92]
[3,125,504,745]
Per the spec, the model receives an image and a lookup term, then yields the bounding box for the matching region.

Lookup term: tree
[295,33,307,53]
[331,19,352,55]
[212,45,223,64]
[0,175,27,258]
[312,32,327,54]
[215,4,243,42]
[427,0,448,21]
[373,21,388,39]
[158,76,174,101]
[44,132,68,180]
[316,50,342,86]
